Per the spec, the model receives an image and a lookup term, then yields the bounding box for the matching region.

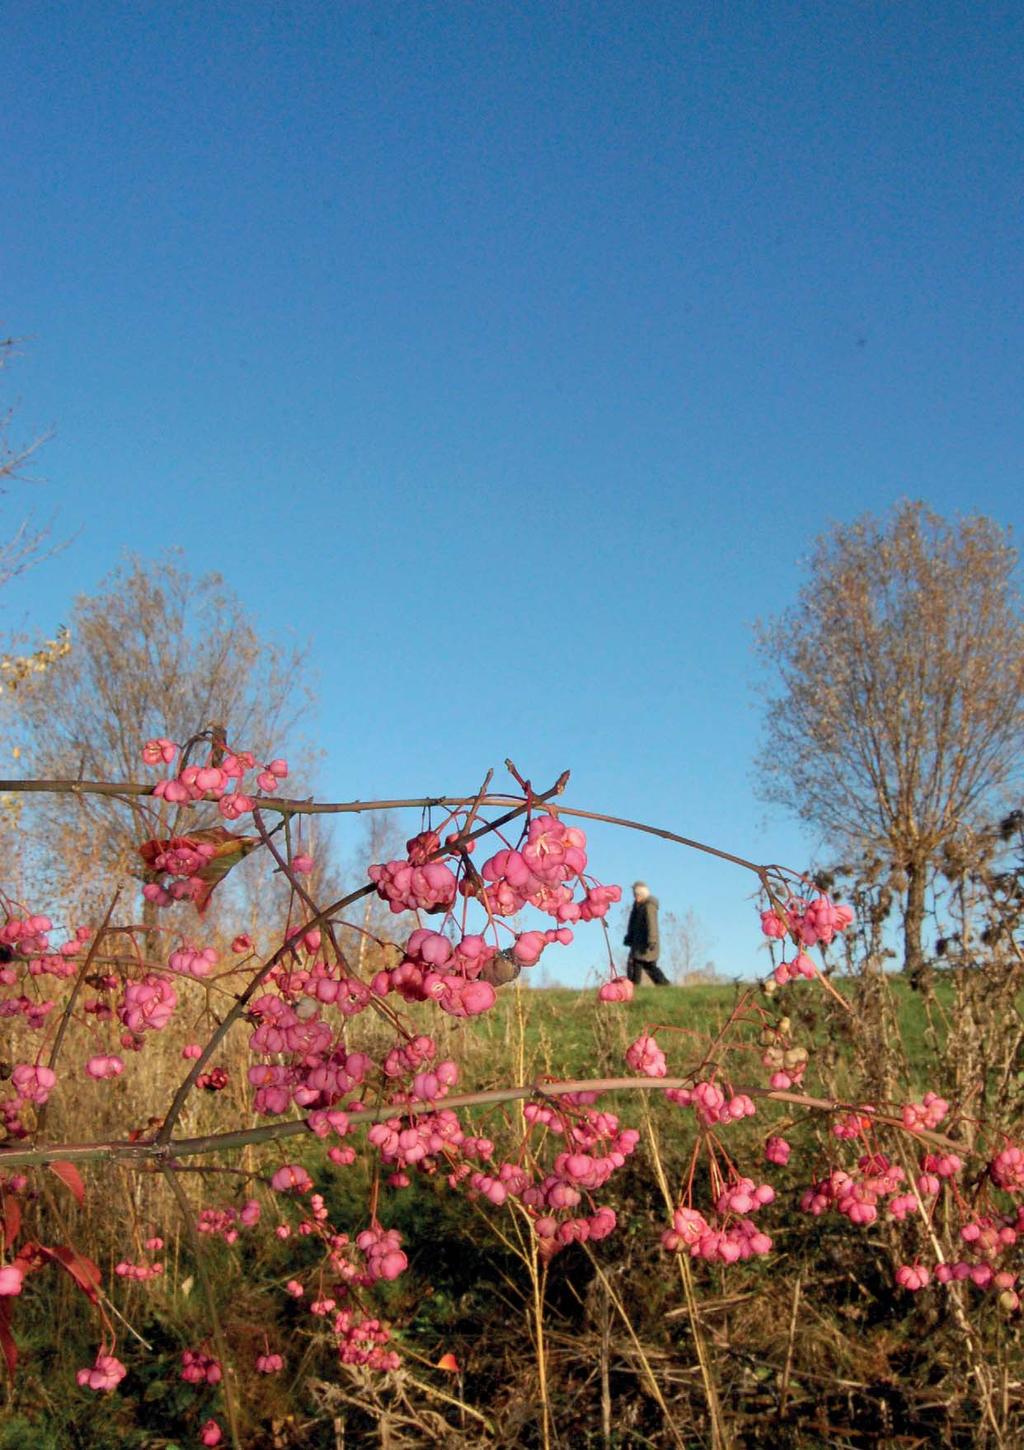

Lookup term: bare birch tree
[755,500,1024,981]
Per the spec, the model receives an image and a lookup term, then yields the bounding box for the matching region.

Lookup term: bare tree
[0,335,56,590]
[660,908,718,984]
[0,335,67,866]
[15,553,314,915]
[335,811,406,976]
[755,500,1024,981]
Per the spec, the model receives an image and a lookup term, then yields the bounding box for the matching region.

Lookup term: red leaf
[38,1245,102,1303]
[1,1194,21,1249]
[0,1300,16,1379]
[49,1161,86,1206]
[14,1241,45,1274]
[436,1352,461,1373]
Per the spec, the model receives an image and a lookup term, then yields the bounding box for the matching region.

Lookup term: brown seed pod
[479,950,522,988]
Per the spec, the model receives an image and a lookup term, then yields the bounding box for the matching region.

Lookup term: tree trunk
[142,893,160,968]
[903,857,929,987]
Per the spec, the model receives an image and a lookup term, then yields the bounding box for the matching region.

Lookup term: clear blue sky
[3,2,1022,983]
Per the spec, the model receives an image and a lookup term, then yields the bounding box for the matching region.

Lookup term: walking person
[624,881,671,986]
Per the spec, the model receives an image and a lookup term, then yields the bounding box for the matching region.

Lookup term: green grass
[435,973,958,1084]
[470,980,739,1077]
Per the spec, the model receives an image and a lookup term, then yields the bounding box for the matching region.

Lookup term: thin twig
[778,1271,801,1420]
[45,888,121,1073]
[640,1105,727,1450]
[162,1163,243,1450]
[583,1244,688,1450]
[34,889,122,1140]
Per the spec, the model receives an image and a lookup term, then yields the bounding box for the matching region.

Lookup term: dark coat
[624,896,660,962]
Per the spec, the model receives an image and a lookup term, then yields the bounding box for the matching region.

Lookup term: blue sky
[3,2,1022,983]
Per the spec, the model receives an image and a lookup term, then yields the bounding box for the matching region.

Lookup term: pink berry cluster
[770,951,817,986]
[84,1054,124,1080]
[75,1352,126,1392]
[197,1200,260,1244]
[10,1064,56,1106]
[276,1082,638,1262]
[333,1309,400,1371]
[368,1106,490,1182]
[115,1238,164,1282]
[801,1152,913,1226]
[181,1348,222,1385]
[167,943,219,979]
[795,1106,1024,1315]
[901,1091,950,1132]
[760,894,854,947]
[119,973,177,1035]
[931,1172,1024,1314]
[1,912,61,958]
[247,985,372,1115]
[990,1145,1024,1192]
[765,1135,791,1166]
[270,1163,314,1194]
[370,928,497,1017]
[225,792,624,1252]
[0,916,90,1043]
[0,1264,25,1296]
[142,736,288,817]
[517,1094,638,1254]
[368,818,620,986]
[665,1079,757,1128]
[140,838,223,910]
[661,1197,773,1264]
[625,1032,667,1077]
[597,976,634,1002]
[760,891,854,992]
[356,1224,408,1282]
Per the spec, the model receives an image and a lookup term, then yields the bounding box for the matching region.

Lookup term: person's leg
[626,955,641,985]
[644,961,671,986]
